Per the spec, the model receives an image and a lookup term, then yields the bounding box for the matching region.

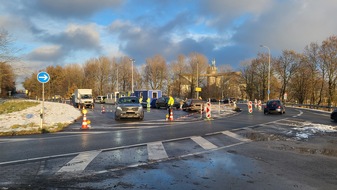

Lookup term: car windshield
[81,94,92,99]
[118,97,139,104]
[267,100,281,106]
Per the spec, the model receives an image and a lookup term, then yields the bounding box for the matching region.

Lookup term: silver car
[115,96,144,120]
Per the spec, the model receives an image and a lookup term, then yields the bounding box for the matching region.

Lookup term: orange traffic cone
[101,105,105,113]
[169,108,174,121]
[81,114,88,129]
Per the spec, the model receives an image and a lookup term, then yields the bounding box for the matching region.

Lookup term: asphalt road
[0,104,336,189]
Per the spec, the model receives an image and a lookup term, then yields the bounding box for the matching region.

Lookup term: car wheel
[264,111,268,115]
[156,104,160,109]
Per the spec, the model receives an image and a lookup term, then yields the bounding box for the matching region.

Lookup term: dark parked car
[331,109,337,122]
[115,96,144,120]
[141,98,157,108]
[222,97,236,104]
[155,96,181,109]
[264,99,285,115]
[182,99,205,112]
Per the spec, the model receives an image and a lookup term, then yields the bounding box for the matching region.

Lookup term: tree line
[242,35,337,107]
[22,53,216,100]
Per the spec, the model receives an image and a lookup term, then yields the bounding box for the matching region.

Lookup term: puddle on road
[84,151,261,190]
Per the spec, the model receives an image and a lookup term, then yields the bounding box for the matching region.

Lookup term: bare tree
[118,56,133,93]
[83,59,98,90]
[253,54,270,101]
[144,54,167,90]
[63,64,84,98]
[289,58,312,104]
[319,35,337,107]
[0,62,15,96]
[187,52,208,99]
[170,54,188,98]
[108,58,118,92]
[274,50,300,101]
[0,29,17,96]
[303,43,321,105]
[22,72,41,99]
[95,56,111,96]
[45,65,65,99]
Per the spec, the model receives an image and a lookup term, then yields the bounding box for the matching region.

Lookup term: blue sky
[1,0,337,88]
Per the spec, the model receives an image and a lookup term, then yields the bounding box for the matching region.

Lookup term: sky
[1,0,337,89]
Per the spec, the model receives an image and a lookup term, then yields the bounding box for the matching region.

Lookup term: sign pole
[37,71,50,132]
[40,83,44,130]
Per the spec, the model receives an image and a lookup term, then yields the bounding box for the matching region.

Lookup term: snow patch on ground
[0,101,81,132]
[291,123,337,140]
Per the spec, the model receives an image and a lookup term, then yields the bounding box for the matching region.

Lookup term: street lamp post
[260,45,271,101]
[129,59,135,94]
[196,61,199,99]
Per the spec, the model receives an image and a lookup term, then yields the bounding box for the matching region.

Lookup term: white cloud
[26,45,63,62]
[234,0,337,52]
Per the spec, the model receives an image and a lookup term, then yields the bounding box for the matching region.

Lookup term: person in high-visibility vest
[146,97,151,108]
[139,96,143,104]
[167,95,174,115]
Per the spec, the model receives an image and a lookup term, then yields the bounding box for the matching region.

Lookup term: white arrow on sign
[37,71,50,83]
[38,74,49,80]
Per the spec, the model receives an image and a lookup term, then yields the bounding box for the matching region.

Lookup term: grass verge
[0,100,39,114]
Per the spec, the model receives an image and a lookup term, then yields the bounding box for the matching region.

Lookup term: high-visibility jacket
[168,96,174,106]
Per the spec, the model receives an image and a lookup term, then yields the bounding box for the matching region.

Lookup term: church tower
[207,59,219,86]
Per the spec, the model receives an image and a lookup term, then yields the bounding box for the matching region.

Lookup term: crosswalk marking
[147,141,168,160]
[222,131,251,142]
[57,150,101,173]
[191,136,218,150]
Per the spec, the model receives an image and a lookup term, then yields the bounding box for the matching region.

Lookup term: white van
[95,96,106,103]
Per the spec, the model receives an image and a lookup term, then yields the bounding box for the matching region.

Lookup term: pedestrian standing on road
[168,95,174,115]
[146,97,151,108]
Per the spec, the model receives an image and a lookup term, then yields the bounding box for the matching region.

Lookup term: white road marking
[57,150,101,173]
[191,136,218,150]
[222,131,251,142]
[147,141,168,160]
[293,109,303,117]
[93,141,246,174]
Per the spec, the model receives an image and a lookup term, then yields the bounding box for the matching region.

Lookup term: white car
[95,96,106,103]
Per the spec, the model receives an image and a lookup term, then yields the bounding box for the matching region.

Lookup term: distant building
[179,59,243,99]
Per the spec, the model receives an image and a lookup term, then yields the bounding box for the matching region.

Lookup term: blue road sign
[37,72,50,83]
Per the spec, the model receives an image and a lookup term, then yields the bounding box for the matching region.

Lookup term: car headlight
[116,106,122,110]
